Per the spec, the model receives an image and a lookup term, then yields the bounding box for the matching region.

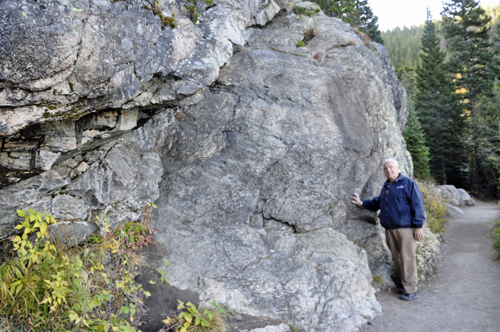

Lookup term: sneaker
[400,292,418,301]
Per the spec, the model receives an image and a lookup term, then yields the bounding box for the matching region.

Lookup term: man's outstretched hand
[351,193,362,206]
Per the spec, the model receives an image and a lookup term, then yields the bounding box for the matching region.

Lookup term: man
[351,159,425,301]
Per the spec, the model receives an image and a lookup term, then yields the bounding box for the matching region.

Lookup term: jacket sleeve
[362,196,380,212]
[409,182,426,228]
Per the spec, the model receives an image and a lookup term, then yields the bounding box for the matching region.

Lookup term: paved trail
[360,200,500,332]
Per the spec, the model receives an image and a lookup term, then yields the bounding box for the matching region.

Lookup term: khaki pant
[385,228,418,294]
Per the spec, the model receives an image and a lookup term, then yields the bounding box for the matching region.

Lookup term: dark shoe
[400,292,418,301]
[396,287,405,294]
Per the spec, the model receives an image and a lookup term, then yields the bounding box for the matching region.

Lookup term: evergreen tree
[472,84,500,197]
[403,106,431,180]
[486,22,500,83]
[441,0,492,194]
[357,0,384,44]
[413,10,464,185]
[312,0,383,43]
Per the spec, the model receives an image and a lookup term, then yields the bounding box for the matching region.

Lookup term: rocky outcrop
[0,0,412,330]
[436,185,475,207]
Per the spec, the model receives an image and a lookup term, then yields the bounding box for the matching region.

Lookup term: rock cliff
[0,0,411,330]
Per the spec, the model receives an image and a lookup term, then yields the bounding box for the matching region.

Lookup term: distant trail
[360,200,500,332]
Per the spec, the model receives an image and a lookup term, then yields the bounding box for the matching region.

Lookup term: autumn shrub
[417,179,447,235]
[493,203,500,257]
[493,220,500,257]
[160,300,227,332]
[414,179,447,281]
[0,205,157,331]
[0,204,227,332]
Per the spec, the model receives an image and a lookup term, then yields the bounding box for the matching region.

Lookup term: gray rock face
[0,0,412,331]
[437,185,474,207]
[0,0,280,136]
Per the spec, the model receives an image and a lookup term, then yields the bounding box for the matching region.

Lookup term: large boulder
[436,185,474,207]
[0,0,412,330]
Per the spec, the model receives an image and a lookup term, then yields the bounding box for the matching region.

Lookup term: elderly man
[351,159,425,301]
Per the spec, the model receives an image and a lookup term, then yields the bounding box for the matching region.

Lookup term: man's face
[384,160,400,183]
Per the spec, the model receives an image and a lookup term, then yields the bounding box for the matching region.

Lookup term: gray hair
[383,158,399,168]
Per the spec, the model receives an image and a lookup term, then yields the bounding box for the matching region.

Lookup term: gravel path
[360,200,500,332]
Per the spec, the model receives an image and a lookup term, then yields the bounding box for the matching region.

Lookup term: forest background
[313,0,500,199]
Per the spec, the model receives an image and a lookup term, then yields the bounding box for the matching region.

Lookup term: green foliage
[161,300,226,332]
[147,1,177,29]
[493,204,500,256]
[417,180,448,234]
[157,258,172,284]
[413,16,464,186]
[293,6,321,17]
[296,40,306,47]
[0,205,158,331]
[468,84,500,197]
[403,107,431,180]
[311,0,383,43]
[185,0,213,24]
[442,0,493,194]
[372,274,384,286]
[414,180,446,281]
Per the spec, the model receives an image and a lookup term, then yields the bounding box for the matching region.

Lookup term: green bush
[0,206,157,331]
[293,5,320,17]
[493,205,500,257]
[417,179,447,235]
[161,299,226,332]
[0,204,227,332]
[414,180,447,281]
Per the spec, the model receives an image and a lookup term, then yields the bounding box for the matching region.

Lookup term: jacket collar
[384,173,403,186]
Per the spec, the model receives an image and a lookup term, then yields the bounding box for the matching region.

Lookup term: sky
[371,0,500,31]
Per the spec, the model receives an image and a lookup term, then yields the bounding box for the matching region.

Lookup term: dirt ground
[360,200,500,332]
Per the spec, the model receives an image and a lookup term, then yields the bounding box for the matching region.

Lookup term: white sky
[370,0,500,31]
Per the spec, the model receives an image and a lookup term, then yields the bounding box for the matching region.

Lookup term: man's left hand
[414,228,424,241]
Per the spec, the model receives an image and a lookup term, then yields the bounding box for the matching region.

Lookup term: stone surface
[437,185,474,207]
[0,0,282,136]
[248,323,292,332]
[0,1,414,331]
[446,204,465,215]
[457,188,475,206]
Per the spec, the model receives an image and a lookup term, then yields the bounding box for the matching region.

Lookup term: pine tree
[312,0,383,43]
[473,84,500,196]
[357,0,384,44]
[403,106,431,180]
[441,0,492,194]
[413,10,464,185]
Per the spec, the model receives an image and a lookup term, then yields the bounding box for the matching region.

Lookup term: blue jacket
[362,174,426,230]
